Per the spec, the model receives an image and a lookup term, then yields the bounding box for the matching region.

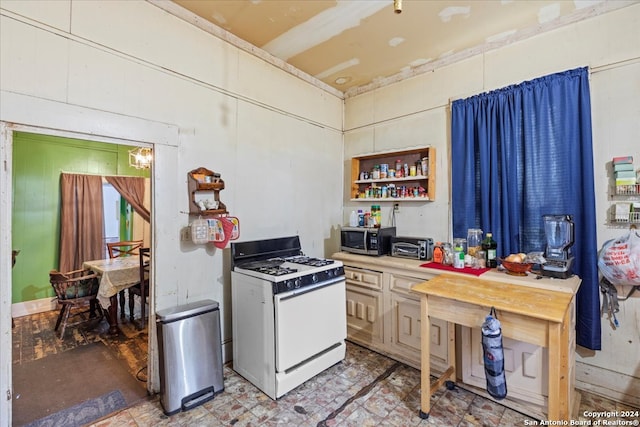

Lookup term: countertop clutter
[332,252,580,294]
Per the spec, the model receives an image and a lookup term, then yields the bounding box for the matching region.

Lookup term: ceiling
[167,0,631,97]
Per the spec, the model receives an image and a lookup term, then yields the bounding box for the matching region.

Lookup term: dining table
[83,255,140,335]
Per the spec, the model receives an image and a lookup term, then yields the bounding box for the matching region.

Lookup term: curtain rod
[448,59,639,109]
[59,170,149,178]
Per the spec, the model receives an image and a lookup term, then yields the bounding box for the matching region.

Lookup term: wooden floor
[12,303,149,384]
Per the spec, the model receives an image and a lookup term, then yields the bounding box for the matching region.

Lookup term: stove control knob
[285,280,294,290]
[294,278,301,288]
[326,269,334,278]
[311,273,318,283]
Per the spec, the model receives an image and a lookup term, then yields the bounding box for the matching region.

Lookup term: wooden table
[412,273,577,422]
[83,256,140,335]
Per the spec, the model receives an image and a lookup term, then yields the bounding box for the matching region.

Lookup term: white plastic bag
[597,229,640,286]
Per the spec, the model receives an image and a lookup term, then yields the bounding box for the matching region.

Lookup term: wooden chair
[106,240,143,319]
[128,247,150,330]
[49,268,103,340]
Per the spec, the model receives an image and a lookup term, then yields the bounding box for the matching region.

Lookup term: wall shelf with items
[608,184,640,225]
[187,167,228,216]
[350,146,436,202]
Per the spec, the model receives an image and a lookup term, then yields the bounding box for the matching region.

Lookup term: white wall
[0,0,343,419]
[344,4,640,406]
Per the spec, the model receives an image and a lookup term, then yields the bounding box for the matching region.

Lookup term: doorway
[9,131,152,423]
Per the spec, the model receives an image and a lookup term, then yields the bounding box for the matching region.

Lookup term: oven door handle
[275,276,345,301]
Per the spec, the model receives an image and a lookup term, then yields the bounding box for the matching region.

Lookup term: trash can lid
[156,299,219,322]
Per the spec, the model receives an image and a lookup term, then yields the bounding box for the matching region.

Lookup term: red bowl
[499,259,534,276]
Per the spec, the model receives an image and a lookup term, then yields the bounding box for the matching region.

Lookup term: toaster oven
[390,236,434,260]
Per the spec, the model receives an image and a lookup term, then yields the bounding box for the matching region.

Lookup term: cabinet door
[461,326,548,406]
[388,273,449,371]
[346,285,384,349]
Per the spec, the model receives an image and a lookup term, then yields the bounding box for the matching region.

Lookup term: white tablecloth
[83,256,140,308]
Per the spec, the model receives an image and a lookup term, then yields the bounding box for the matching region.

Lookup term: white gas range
[231,236,346,400]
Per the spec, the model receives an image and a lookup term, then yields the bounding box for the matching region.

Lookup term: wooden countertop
[331,252,581,295]
[411,273,574,323]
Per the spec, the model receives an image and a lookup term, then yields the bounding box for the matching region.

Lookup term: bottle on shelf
[370,205,381,227]
[357,209,364,226]
[482,232,498,268]
[349,210,358,227]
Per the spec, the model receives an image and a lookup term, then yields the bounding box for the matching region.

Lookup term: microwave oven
[340,226,396,256]
[390,236,434,260]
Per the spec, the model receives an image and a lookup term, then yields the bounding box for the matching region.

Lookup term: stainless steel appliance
[340,226,396,256]
[230,236,346,400]
[156,300,224,415]
[541,214,575,279]
[390,236,434,260]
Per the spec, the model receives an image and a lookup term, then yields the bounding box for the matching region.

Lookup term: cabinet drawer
[389,273,434,296]
[344,266,383,290]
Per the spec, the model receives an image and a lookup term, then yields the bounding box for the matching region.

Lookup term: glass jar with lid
[467,228,483,256]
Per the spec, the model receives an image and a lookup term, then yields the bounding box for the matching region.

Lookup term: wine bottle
[482,232,498,268]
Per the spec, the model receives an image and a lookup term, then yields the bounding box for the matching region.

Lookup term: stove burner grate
[285,256,335,267]
[254,266,298,276]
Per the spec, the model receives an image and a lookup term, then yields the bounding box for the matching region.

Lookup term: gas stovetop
[285,256,336,268]
[231,236,345,294]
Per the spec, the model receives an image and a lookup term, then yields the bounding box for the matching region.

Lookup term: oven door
[274,278,346,373]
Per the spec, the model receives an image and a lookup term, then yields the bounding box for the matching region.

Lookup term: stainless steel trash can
[156,299,224,415]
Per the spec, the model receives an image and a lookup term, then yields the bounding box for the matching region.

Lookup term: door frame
[0,96,179,423]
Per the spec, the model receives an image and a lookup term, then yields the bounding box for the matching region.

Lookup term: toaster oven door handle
[395,246,415,254]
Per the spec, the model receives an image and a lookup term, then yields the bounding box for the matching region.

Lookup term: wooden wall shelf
[350,146,436,202]
[187,167,228,216]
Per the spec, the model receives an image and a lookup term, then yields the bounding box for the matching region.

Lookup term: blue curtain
[451,67,600,350]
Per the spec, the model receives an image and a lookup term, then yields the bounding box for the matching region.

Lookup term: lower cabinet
[345,266,384,348]
[388,273,449,372]
[460,295,576,418]
[461,326,548,407]
[336,253,580,420]
[344,265,449,374]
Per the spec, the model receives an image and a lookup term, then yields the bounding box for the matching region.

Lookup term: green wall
[11,132,149,304]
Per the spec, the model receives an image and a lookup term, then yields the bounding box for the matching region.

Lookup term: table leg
[556,308,571,420]
[419,295,431,419]
[548,320,562,421]
[106,295,120,336]
[560,309,574,421]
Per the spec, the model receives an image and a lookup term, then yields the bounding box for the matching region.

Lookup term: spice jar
[372,165,380,180]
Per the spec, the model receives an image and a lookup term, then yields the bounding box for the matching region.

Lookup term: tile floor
[13,310,639,427]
